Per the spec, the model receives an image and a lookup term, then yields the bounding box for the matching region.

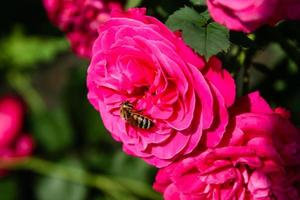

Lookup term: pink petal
[203,84,228,148]
[164,184,181,200]
[230,91,273,116]
[204,56,236,107]
[248,170,271,198]
[190,64,214,129]
[0,97,24,148]
[151,131,190,160]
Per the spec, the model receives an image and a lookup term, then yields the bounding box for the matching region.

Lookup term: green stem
[236,50,246,97]
[1,157,161,200]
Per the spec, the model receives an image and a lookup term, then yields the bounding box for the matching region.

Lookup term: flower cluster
[43,0,123,58]
[84,8,300,199]
[0,96,34,175]
[42,0,300,198]
[207,0,300,33]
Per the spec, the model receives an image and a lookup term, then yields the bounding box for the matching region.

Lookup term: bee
[120,101,154,129]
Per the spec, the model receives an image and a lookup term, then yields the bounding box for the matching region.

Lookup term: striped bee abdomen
[131,113,153,129]
[120,101,154,129]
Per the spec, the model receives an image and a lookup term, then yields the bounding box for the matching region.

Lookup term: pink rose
[0,96,23,148]
[154,92,300,199]
[0,96,34,175]
[207,0,281,33]
[226,92,300,167]
[154,148,293,200]
[43,0,123,58]
[87,8,236,167]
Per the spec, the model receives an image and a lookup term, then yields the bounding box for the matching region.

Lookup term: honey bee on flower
[120,101,154,129]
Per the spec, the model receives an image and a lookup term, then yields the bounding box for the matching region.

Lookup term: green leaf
[191,22,230,59]
[0,27,68,70]
[35,159,87,200]
[166,6,209,29]
[190,0,206,6]
[125,0,142,9]
[166,7,230,59]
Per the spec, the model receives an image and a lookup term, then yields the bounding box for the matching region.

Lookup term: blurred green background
[0,0,299,199]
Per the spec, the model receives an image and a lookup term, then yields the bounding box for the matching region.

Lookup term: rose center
[131,86,149,97]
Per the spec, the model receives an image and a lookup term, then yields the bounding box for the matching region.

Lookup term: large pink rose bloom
[87,8,236,167]
[43,0,123,58]
[228,92,300,167]
[207,0,281,33]
[0,96,34,175]
[154,92,300,199]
